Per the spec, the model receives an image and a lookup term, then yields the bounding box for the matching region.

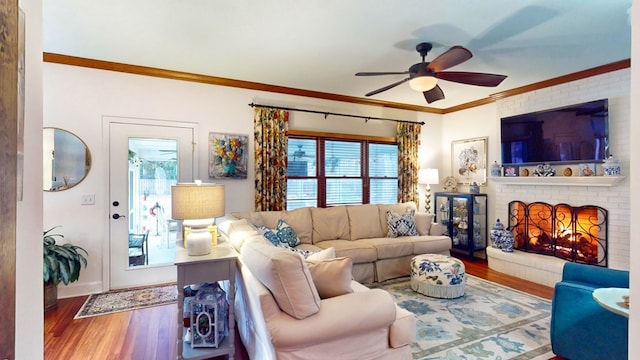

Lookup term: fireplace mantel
[489,176,625,187]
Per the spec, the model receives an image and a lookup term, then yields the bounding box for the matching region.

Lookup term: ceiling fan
[355,42,507,104]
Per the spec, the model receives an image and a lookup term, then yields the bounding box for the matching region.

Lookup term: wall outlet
[81,194,95,205]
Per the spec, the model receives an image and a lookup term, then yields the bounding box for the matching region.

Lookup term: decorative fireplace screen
[508,201,608,266]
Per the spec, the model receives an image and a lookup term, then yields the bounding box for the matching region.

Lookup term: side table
[592,287,629,318]
[175,240,238,360]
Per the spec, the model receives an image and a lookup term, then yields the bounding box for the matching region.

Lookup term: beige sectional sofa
[231,201,451,283]
[218,202,451,359]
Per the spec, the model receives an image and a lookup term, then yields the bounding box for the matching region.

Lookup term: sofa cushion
[240,237,321,319]
[281,207,313,245]
[347,204,384,240]
[411,235,452,254]
[359,237,414,259]
[314,240,377,263]
[306,257,354,298]
[226,218,260,250]
[386,209,419,237]
[414,213,435,235]
[378,202,418,236]
[311,206,350,243]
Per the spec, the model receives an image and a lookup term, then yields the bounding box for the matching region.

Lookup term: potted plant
[43,226,88,312]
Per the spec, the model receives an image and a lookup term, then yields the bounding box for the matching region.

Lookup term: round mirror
[43,128,92,191]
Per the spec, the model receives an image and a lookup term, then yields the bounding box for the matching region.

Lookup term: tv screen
[500,99,609,165]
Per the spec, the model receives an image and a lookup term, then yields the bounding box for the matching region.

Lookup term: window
[287,135,397,210]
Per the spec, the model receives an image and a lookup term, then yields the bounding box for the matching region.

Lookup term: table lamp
[171,181,225,256]
[418,168,439,213]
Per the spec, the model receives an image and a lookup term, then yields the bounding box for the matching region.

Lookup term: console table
[175,240,238,360]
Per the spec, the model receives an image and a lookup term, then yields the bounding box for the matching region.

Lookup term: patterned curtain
[397,122,422,203]
[254,107,289,211]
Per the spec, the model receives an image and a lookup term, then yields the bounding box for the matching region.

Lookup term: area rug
[379,276,553,360]
[74,284,178,319]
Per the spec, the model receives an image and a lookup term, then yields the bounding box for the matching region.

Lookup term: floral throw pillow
[275,219,301,247]
[386,209,418,237]
[259,220,312,256]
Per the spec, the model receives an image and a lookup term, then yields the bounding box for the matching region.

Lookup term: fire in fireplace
[508,201,608,266]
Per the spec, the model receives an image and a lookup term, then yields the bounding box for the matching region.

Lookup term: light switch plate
[81,194,95,205]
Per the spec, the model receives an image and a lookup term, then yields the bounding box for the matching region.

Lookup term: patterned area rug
[379,276,552,360]
[74,284,178,319]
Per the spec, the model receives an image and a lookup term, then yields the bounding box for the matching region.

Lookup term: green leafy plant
[43,226,88,286]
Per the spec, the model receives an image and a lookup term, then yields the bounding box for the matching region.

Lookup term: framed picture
[451,137,488,185]
[504,165,519,177]
[208,133,248,179]
[579,163,596,176]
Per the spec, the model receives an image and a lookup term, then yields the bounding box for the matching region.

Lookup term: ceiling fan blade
[365,77,410,97]
[356,71,411,76]
[427,46,472,72]
[436,71,507,87]
[423,85,445,104]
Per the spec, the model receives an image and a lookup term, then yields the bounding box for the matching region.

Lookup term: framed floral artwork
[208,133,248,179]
[451,137,488,185]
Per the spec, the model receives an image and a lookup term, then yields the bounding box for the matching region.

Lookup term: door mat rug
[377,275,553,360]
[74,283,178,319]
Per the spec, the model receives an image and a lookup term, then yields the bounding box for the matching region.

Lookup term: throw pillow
[386,209,418,237]
[275,219,301,247]
[414,213,435,235]
[258,219,301,248]
[240,237,321,319]
[306,247,336,261]
[259,226,281,246]
[306,257,354,299]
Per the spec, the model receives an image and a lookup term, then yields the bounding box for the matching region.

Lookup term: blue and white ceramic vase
[490,218,515,252]
[602,155,621,176]
[490,219,505,249]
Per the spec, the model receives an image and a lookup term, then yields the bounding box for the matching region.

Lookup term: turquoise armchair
[550,262,629,360]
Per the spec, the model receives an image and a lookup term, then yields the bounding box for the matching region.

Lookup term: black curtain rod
[248,102,425,125]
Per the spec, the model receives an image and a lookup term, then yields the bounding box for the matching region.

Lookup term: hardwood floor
[44,257,560,360]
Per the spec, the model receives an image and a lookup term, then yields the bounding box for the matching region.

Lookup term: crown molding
[43,53,629,115]
[42,53,443,115]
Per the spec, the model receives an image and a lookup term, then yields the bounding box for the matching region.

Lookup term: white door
[108,120,195,289]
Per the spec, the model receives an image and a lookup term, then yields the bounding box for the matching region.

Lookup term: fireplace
[508,201,608,266]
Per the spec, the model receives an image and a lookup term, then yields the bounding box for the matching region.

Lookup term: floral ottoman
[410,254,465,299]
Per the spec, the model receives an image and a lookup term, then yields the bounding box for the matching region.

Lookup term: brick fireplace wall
[492,69,630,272]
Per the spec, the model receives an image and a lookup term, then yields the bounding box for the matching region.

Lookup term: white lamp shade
[409,76,438,92]
[418,168,440,185]
[171,183,225,220]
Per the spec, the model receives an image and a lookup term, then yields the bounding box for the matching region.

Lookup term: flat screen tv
[500,99,609,165]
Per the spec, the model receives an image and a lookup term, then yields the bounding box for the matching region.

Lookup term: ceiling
[42,0,632,110]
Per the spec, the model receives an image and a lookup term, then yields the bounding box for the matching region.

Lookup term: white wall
[628,2,638,358]
[43,62,441,297]
[442,70,631,271]
[17,0,43,359]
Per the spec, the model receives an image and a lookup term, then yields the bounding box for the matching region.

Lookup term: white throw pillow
[306,247,336,261]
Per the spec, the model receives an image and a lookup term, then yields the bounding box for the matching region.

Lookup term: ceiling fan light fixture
[409,76,438,92]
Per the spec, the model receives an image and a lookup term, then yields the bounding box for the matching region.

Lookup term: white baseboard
[56,281,103,299]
